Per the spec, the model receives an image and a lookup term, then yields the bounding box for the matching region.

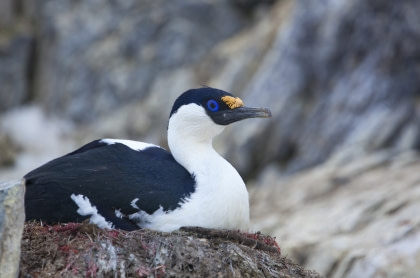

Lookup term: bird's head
[168,87,271,144]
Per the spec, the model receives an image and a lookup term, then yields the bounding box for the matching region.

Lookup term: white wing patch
[130,198,140,209]
[114,209,124,219]
[100,138,162,151]
[70,194,113,229]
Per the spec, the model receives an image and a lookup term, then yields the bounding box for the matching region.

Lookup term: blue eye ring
[206,99,219,112]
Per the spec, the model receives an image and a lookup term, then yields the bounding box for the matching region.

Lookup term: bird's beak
[212,106,272,125]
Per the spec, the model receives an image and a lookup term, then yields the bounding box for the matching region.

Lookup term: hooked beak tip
[259,108,272,118]
[243,107,272,119]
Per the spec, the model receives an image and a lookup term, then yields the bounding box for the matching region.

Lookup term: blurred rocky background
[1,0,420,277]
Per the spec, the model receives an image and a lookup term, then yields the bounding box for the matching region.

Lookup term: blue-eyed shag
[24,87,271,232]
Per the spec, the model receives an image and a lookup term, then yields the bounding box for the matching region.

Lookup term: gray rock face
[6,0,419,177]
[35,0,250,122]
[0,179,25,278]
[250,151,420,277]
[0,31,33,112]
[221,0,420,176]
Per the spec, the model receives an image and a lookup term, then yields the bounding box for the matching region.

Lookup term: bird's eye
[206,100,219,112]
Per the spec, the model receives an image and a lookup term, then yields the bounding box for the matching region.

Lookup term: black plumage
[24,140,195,230]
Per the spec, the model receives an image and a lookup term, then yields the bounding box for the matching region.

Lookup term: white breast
[141,151,250,232]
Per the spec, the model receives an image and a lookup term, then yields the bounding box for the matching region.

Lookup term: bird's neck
[167,111,227,175]
[168,128,222,175]
[167,120,245,196]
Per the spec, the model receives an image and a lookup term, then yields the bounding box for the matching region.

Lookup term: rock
[0,0,13,26]
[0,134,19,167]
[250,151,420,277]
[76,0,293,162]
[2,0,419,180]
[219,0,420,177]
[0,179,25,278]
[0,105,76,180]
[197,0,293,97]
[0,28,33,112]
[34,0,251,123]
[1,105,75,155]
[20,222,321,277]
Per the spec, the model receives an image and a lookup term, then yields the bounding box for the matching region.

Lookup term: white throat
[168,105,225,172]
[147,104,250,232]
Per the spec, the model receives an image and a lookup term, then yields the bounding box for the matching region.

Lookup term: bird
[24,87,271,232]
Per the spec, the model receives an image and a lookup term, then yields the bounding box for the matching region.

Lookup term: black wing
[24,140,196,229]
